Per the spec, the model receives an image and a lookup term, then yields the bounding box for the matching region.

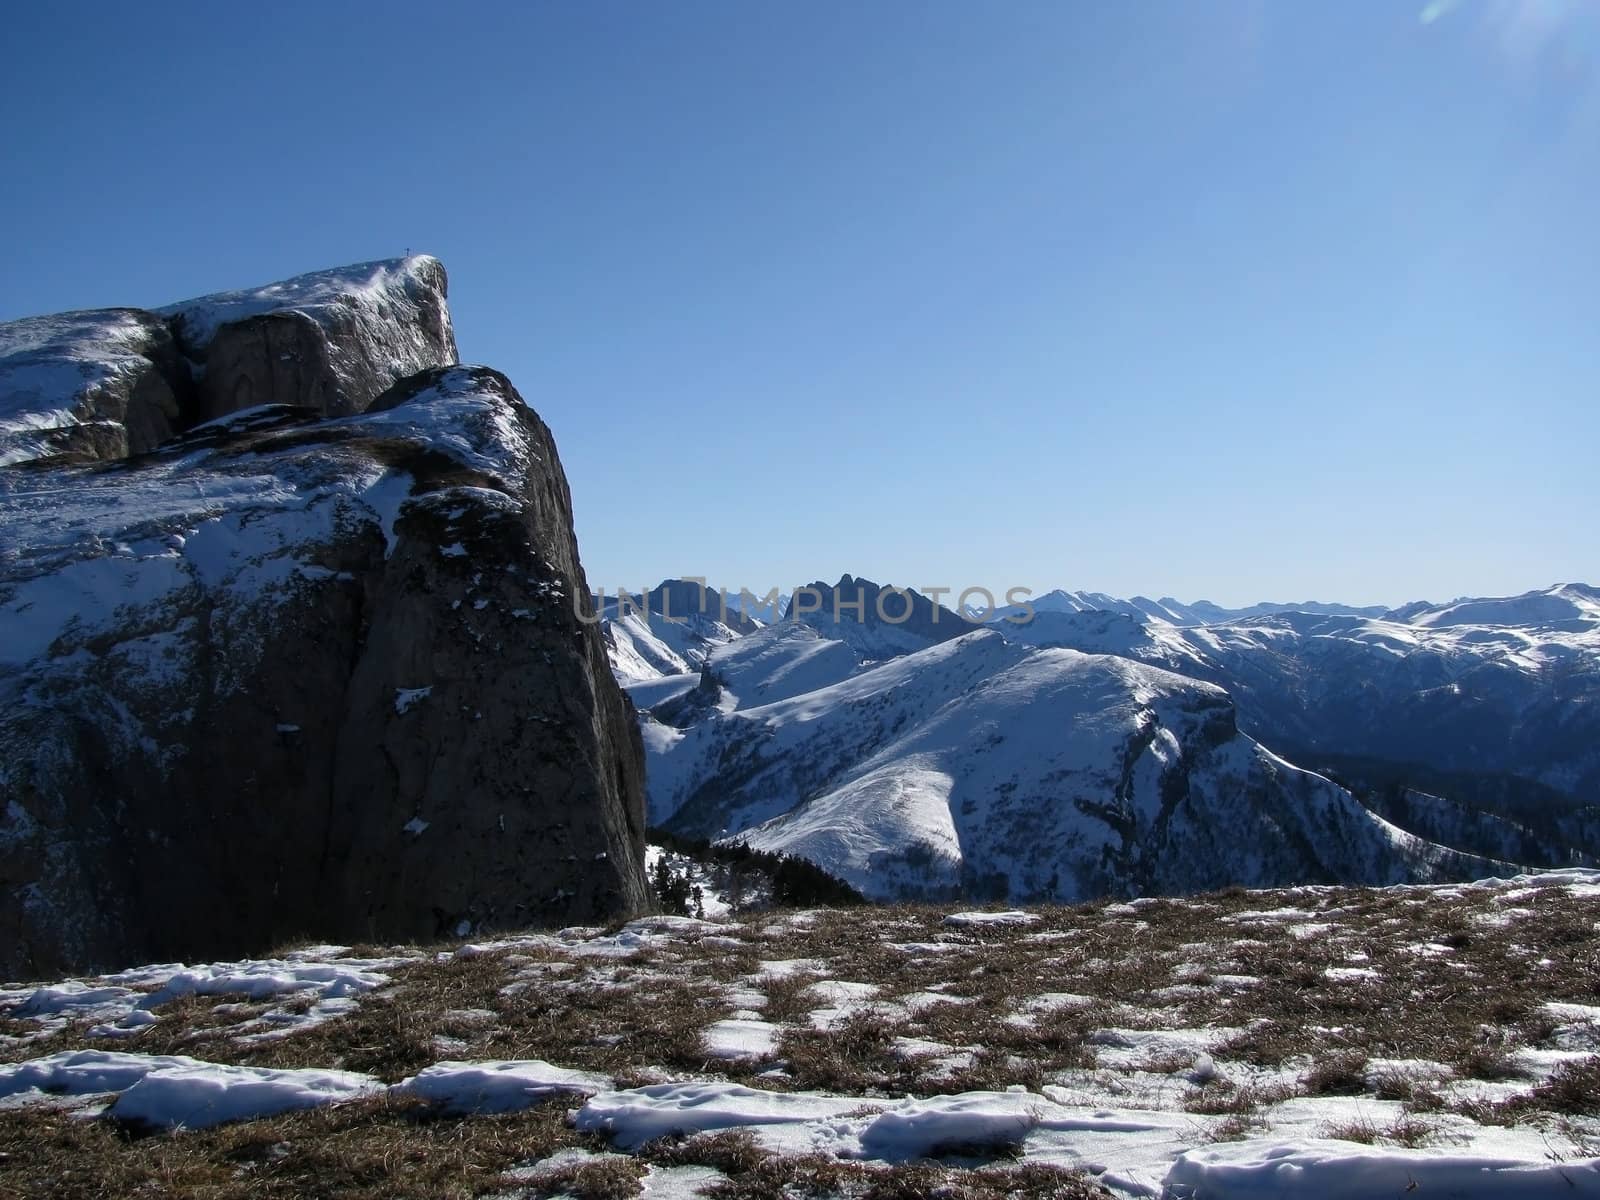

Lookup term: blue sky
[3,2,1595,607]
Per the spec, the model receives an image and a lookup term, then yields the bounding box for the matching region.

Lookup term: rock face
[0,309,193,465]
[159,257,458,422]
[0,272,649,975]
[0,256,458,466]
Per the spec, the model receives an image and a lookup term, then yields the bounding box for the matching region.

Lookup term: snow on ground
[701,1018,780,1061]
[575,1081,865,1150]
[0,1049,380,1129]
[643,844,737,919]
[944,909,1040,927]
[396,1059,608,1113]
[109,1061,381,1129]
[1163,1140,1600,1199]
[0,951,402,1048]
[0,869,1597,1196]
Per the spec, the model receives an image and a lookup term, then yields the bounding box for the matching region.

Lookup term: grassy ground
[1,874,1596,1197]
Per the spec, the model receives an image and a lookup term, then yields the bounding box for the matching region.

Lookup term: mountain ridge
[607,573,1598,891]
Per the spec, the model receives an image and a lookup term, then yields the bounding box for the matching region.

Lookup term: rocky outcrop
[0,341,649,972]
[0,309,193,465]
[159,256,457,422]
[0,257,457,466]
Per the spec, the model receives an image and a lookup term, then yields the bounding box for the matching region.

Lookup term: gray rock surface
[0,364,649,976]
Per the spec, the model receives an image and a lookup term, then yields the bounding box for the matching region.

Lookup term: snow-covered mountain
[608,575,1597,896]
[637,626,1498,901]
[790,574,970,661]
[603,574,969,686]
[998,583,1600,843]
[986,589,1390,627]
[600,580,761,683]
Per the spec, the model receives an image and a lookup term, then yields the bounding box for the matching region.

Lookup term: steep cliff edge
[0,265,649,976]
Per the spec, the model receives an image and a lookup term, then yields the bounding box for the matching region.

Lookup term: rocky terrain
[0,260,650,977]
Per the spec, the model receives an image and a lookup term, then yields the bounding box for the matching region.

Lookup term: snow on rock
[1162,1139,1600,1199]
[0,256,459,468]
[396,1060,609,1114]
[0,308,188,464]
[1,356,651,975]
[158,255,458,423]
[109,1061,380,1129]
[394,686,433,714]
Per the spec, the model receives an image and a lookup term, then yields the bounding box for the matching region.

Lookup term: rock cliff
[0,261,649,976]
[0,256,457,466]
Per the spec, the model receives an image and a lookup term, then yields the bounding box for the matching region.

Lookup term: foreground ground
[1,869,1597,1198]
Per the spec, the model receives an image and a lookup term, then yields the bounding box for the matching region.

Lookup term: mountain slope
[651,631,1499,901]
[600,579,760,683]
[989,589,1389,627]
[792,574,973,660]
[991,583,1600,832]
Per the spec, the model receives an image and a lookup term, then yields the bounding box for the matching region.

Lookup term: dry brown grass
[0,1093,593,1200]
[695,1154,1112,1200]
[525,1154,647,1199]
[1302,1050,1371,1096]
[1,875,1595,1196]
[1320,1114,1381,1144]
[1182,1080,1298,1116]
[643,1128,772,1174]
[1527,1056,1600,1117]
